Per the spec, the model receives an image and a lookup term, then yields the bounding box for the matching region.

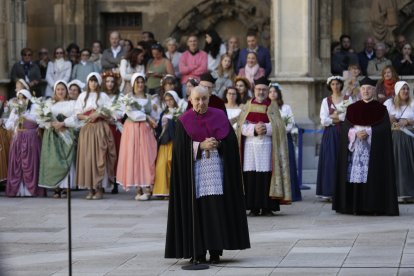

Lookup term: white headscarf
[394,81,409,96]
[86,72,102,86]
[68,80,85,90]
[53,80,68,94]
[164,90,180,105]
[17,79,30,90]
[17,89,32,100]
[131,73,146,87]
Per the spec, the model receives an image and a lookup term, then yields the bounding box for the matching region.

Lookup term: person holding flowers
[152,90,183,198]
[38,80,77,198]
[316,76,352,200]
[116,73,158,201]
[74,72,117,200]
[5,89,45,197]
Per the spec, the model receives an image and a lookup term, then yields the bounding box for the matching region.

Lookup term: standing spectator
[119,48,145,94]
[146,43,174,95]
[212,53,235,98]
[101,31,125,71]
[376,65,399,104]
[178,35,208,97]
[71,49,98,84]
[164,37,182,80]
[122,39,134,56]
[316,76,351,200]
[392,43,414,76]
[238,52,265,87]
[66,43,80,68]
[357,37,376,76]
[237,30,272,77]
[9,48,41,96]
[89,41,103,72]
[226,36,240,72]
[384,81,414,203]
[331,34,359,75]
[367,42,392,76]
[45,47,72,97]
[35,48,50,96]
[204,29,226,72]
[236,77,291,216]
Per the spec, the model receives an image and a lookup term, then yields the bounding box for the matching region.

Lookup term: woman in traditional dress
[234,76,252,104]
[5,89,45,197]
[0,95,10,183]
[384,81,414,203]
[223,86,242,130]
[38,80,76,198]
[74,72,117,200]
[117,73,158,200]
[212,54,235,98]
[68,80,84,101]
[316,76,351,200]
[269,82,302,202]
[375,65,399,104]
[153,91,182,198]
[102,71,123,194]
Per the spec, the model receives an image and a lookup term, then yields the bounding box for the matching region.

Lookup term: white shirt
[111,46,122,58]
[383,98,414,120]
[279,104,295,132]
[320,97,352,127]
[74,91,111,115]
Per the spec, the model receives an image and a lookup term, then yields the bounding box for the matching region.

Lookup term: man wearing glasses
[10,48,41,97]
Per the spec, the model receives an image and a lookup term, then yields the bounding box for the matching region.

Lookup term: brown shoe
[93,188,103,200]
[86,189,94,200]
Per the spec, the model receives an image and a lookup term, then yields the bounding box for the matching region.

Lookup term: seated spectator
[234,76,252,104]
[342,64,362,101]
[66,43,80,68]
[164,37,182,80]
[10,48,41,97]
[45,47,72,97]
[393,43,414,76]
[226,36,240,72]
[122,39,134,57]
[357,37,376,76]
[387,34,407,62]
[331,34,359,75]
[146,43,174,95]
[71,49,98,84]
[101,31,125,71]
[376,65,399,104]
[119,48,145,94]
[178,35,208,97]
[237,30,272,77]
[184,77,199,99]
[204,29,226,72]
[212,53,235,98]
[34,48,49,97]
[237,52,265,87]
[367,42,392,76]
[89,40,103,72]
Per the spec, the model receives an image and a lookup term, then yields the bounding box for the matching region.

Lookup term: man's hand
[255,122,267,135]
[356,130,368,140]
[200,137,219,150]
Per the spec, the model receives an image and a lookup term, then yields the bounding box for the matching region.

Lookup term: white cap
[17,79,30,90]
[86,72,102,86]
[53,80,68,93]
[17,89,32,100]
[131,72,146,87]
[164,90,180,104]
[68,79,85,90]
[394,81,409,96]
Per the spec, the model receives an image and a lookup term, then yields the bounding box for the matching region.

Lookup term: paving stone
[338,268,398,276]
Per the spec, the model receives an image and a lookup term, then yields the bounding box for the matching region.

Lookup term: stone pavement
[0,185,414,276]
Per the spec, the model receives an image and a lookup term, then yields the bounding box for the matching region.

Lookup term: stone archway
[170,0,271,49]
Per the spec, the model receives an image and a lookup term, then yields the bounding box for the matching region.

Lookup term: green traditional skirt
[38,128,75,188]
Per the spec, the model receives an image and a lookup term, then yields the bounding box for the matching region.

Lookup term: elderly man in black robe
[333,77,399,216]
[165,86,250,264]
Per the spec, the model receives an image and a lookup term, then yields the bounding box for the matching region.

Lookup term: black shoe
[111,184,118,194]
[189,255,207,264]
[248,210,260,217]
[210,254,220,264]
[261,209,274,216]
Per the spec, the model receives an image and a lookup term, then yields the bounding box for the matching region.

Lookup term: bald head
[190,86,209,114]
[109,31,120,48]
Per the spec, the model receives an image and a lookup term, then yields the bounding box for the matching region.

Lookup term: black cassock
[165,120,250,258]
[333,100,399,216]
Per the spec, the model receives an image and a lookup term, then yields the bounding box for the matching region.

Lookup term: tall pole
[67,186,72,276]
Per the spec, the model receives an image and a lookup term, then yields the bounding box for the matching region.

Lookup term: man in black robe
[333,77,399,216]
[165,86,250,264]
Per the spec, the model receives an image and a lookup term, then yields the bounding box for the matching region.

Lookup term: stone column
[270,0,323,172]
[0,0,27,97]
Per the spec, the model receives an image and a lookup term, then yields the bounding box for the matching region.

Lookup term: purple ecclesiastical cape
[179,107,230,142]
